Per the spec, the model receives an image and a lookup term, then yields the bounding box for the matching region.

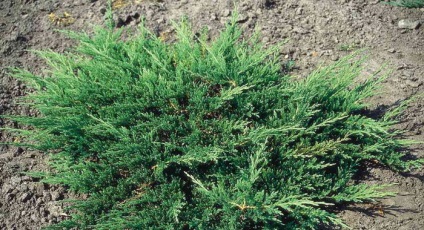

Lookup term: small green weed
[338,43,361,52]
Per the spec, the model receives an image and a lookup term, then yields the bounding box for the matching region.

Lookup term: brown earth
[0,0,423,229]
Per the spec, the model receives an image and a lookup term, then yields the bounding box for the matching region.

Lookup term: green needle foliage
[5,13,423,229]
[383,0,424,8]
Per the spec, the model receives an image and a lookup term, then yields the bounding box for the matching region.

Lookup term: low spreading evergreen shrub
[5,12,423,229]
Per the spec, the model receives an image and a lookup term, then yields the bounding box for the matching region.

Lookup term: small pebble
[20,192,32,202]
[405,80,421,88]
[236,14,248,23]
[387,48,396,53]
[51,191,61,201]
[398,19,421,30]
[222,9,230,17]
[210,13,217,20]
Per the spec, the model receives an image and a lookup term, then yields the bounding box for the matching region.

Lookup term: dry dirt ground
[0,0,423,229]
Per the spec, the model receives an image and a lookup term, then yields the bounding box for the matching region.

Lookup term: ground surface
[0,0,423,229]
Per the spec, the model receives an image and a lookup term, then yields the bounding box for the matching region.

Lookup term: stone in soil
[398,19,422,29]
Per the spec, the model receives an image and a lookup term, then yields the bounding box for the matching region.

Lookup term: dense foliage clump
[383,0,424,8]
[6,14,423,229]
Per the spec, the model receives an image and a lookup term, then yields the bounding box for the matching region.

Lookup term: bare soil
[1,0,423,229]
